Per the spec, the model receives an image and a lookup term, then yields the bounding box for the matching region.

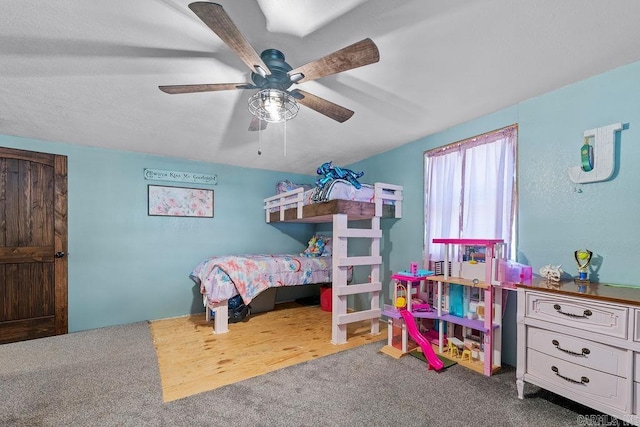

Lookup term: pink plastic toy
[399,309,444,371]
[412,303,431,312]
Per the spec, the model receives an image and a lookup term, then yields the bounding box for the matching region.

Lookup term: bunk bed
[268,180,403,344]
[198,180,403,344]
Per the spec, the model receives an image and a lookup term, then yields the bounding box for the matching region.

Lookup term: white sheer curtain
[424,125,517,263]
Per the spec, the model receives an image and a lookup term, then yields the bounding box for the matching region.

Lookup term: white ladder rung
[337,228,382,239]
[337,308,382,325]
[335,282,381,296]
[337,255,382,267]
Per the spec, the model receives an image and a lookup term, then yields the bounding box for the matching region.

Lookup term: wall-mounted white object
[568,122,623,184]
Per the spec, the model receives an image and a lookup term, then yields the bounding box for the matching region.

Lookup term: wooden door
[0,147,68,343]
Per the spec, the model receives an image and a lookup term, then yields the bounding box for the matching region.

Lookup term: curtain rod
[425,123,518,157]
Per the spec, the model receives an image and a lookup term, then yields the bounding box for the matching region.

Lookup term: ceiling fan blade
[158,83,253,94]
[288,38,379,84]
[248,116,268,131]
[189,2,270,74]
[291,90,354,123]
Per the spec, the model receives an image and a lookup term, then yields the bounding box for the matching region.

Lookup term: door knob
[55,251,66,258]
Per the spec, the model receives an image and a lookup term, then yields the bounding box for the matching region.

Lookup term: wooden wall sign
[144,168,218,185]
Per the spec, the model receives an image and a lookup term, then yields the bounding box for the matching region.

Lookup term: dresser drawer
[634,310,640,342]
[528,327,628,377]
[526,293,628,339]
[527,349,628,411]
[633,354,640,382]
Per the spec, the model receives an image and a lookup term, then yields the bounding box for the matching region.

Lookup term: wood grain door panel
[0,147,67,344]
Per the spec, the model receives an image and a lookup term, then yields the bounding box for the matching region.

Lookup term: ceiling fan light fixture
[248,89,299,123]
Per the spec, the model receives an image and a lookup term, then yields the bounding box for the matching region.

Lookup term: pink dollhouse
[382,238,527,376]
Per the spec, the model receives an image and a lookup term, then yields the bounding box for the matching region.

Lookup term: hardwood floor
[150,302,387,402]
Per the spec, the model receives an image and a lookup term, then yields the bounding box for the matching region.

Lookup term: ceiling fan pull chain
[284,120,287,157]
[258,120,262,155]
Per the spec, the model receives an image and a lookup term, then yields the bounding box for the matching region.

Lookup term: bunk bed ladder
[331,213,383,344]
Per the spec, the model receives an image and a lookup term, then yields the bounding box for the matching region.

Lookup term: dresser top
[518,277,640,307]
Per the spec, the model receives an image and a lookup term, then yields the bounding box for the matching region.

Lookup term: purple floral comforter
[189,254,332,304]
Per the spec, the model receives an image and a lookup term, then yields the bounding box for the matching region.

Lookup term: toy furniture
[448,341,460,358]
[448,337,464,350]
[383,270,433,358]
[380,270,445,370]
[382,271,433,355]
[399,309,444,371]
[517,279,640,426]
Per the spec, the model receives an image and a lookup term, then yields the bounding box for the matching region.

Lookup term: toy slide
[399,309,444,371]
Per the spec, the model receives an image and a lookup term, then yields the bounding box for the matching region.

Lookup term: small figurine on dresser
[574,249,593,281]
[539,264,563,282]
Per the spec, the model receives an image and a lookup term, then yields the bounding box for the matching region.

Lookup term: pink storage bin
[498,260,532,286]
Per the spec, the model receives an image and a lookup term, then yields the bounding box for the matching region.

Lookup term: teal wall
[517,62,640,283]
[0,136,315,331]
[352,59,640,366]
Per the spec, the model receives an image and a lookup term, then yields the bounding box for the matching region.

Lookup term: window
[424,125,518,264]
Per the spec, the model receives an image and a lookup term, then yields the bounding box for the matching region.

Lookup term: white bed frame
[206,182,403,344]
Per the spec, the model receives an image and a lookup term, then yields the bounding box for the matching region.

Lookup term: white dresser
[517,280,640,426]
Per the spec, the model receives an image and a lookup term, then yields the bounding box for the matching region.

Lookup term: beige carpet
[150,302,387,402]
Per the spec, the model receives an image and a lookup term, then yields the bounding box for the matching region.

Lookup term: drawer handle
[553,304,592,318]
[551,339,590,357]
[551,366,589,385]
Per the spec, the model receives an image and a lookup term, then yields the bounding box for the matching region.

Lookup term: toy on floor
[399,309,444,371]
[315,161,364,189]
[384,266,443,370]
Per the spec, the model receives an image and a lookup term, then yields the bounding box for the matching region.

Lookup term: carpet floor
[0,317,611,426]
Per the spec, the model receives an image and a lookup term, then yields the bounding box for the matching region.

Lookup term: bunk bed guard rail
[263,183,403,222]
[264,187,305,222]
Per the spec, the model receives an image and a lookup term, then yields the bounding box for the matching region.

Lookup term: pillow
[301,235,325,257]
[276,180,313,194]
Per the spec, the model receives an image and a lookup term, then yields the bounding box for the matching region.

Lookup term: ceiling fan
[159,2,380,131]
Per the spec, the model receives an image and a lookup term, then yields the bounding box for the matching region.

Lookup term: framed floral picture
[148,185,214,218]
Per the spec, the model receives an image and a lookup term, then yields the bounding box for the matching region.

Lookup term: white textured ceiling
[2,1,640,174]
